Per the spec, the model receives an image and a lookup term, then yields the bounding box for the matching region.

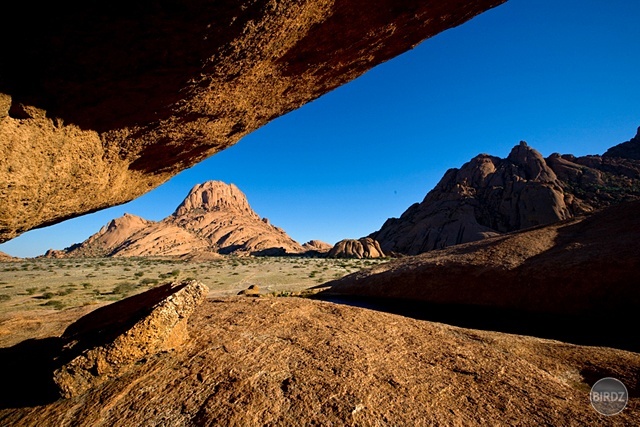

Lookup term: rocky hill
[322,200,640,317]
[53,214,156,258]
[0,251,15,261]
[371,129,640,255]
[54,181,308,258]
[604,126,640,159]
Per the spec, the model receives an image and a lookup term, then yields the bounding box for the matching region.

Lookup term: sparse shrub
[26,287,39,295]
[41,292,55,300]
[56,288,74,296]
[140,278,159,286]
[134,271,144,278]
[0,294,10,302]
[41,300,65,310]
[113,282,137,295]
[81,282,92,289]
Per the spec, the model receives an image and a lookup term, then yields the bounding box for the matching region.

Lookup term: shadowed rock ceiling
[0,0,506,242]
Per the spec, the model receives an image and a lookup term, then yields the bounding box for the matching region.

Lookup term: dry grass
[0,257,388,315]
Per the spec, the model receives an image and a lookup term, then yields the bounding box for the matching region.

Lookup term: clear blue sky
[2,0,639,258]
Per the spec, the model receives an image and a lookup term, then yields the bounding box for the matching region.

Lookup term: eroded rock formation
[604,126,640,160]
[54,181,306,257]
[371,135,640,255]
[323,200,640,316]
[0,0,506,243]
[327,237,385,259]
[302,240,333,255]
[53,280,208,398]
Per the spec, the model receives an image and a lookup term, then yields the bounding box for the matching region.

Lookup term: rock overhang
[0,0,507,242]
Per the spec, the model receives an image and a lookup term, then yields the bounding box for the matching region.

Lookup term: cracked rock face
[0,0,506,243]
[371,139,640,255]
[52,280,208,398]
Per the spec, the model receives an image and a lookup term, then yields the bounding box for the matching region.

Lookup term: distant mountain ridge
[370,127,640,255]
[48,181,316,258]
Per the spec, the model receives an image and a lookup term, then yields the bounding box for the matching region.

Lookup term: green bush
[113,282,137,295]
[56,288,74,296]
[41,300,65,310]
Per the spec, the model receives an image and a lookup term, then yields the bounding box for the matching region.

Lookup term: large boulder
[53,280,208,398]
[327,237,385,259]
[0,0,506,243]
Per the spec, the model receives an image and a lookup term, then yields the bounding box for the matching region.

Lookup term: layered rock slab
[0,297,638,425]
[0,0,507,242]
[52,280,208,398]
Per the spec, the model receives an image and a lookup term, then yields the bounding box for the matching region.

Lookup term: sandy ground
[0,257,386,347]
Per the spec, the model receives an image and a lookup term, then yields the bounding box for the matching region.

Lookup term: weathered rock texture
[55,213,154,258]
[237,284,261,297]
[0,251,14,261]
[53,280,207,398]
[604,126,640,160]
[1,297,638,425]
[302,240,333,253]
[371,135,640,255]
[327,237,385,259]
[0,0,506,243]
[324,200,640,316]
[55,181,306,257]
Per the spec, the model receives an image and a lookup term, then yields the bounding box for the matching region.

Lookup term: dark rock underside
[0,0,506,242]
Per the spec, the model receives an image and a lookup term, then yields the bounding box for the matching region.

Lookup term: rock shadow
[0,337,63,408]
[313,295,638,354]
[0,282,187,409]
